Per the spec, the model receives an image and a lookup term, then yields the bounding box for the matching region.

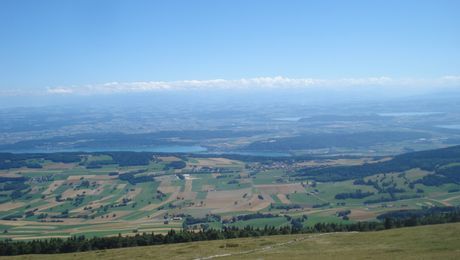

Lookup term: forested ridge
[244,131,430,151]
[295,145,460,182]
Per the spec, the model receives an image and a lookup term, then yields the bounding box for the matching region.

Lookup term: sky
[0,0,459,97]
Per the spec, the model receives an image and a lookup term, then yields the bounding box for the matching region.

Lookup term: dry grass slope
[7,222,460,260]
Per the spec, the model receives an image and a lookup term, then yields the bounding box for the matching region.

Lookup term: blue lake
[1,145,208,154]
[378,112,443,117]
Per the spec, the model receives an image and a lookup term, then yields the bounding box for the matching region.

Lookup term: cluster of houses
[163,216,183,225]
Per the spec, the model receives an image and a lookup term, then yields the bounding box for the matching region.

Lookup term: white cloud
[14,75,460,96]
[440,75,460,83]
[46,87,75,94]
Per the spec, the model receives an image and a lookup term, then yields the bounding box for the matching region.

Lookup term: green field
[6,223,460,259]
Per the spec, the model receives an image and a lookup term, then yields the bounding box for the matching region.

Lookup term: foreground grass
[7,223,460,260]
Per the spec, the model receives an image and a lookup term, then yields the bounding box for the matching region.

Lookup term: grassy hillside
[7,222,460,259]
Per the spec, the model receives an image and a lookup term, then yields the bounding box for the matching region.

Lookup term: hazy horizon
[1,0,459,109]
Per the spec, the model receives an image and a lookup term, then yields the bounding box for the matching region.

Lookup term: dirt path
[308,192,329,204]
[193,232,359,260]
[442,194,460,204]
[426,198,451,207]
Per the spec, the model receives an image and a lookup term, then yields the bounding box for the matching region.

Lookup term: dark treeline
[0,151,154,170]
[334,190,374,200]
[377,206,460,220]
[164,161,187,170]
[0,176,27,183]
[0,152,81,170]
[270,203,302,210]
[0,151,155,170]
[118,170,154,185]
[183,214,221,226]
[103,152,152,166]
[364,194,421,204]
[312,202,331,208]
[1,207,460,256]
[0,161,41,170]
[227,213,277,223]
[414,165,460,186]
[1,151,189,170]
[295,145,460,182]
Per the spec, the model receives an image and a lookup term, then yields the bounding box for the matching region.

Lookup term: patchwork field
[1,146,460,240]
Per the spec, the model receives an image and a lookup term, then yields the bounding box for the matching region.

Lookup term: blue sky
[0,0,459,93]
